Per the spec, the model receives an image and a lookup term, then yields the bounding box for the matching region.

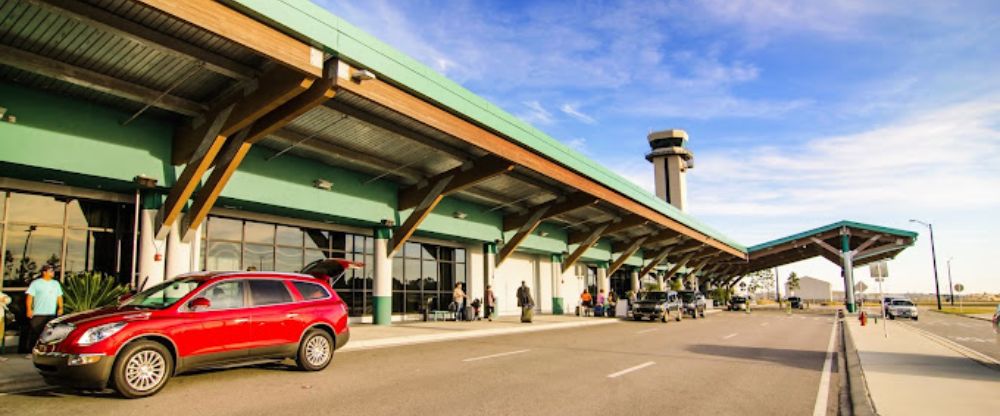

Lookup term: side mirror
[188,297,211,311]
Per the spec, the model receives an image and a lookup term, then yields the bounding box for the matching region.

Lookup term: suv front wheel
[296,329,334,371]
[112,340,174,399]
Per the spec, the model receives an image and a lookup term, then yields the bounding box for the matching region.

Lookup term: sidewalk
[846,318,1000,416]
[0,314,616,393]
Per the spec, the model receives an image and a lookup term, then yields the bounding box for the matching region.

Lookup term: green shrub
[63,272,129,314]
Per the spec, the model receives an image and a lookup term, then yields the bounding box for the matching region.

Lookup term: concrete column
[372,226,392,325]
[597,262,608,296]
[656,272,665,291]
[841,232,856,313]
[137,209,166,290]
[630,268,640,294]
[165,221,202,279]
[550,253,564,314]
[483,242,496,304]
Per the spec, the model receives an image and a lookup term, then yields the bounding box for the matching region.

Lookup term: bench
[429,310,453,321]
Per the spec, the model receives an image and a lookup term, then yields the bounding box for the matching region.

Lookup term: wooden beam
[614,233,681,253]
[245,74,337,144]
[638,246,673,277]
[648,241,701,260]
[607,236,648,276]
[31,0,256,81]
[268,129,423,180]
[850,235,882,257]
[0,44,205,116]
[503,193,599,231]
[568,215,647,245]
[496,206,550,267]
[749,229,841,260]
[810,237,843,260]
[137,0,322,77]
[154,104,235,239]
[397,155,514,210]
[561,222,611,273]
[325,100,469,161]
[173,67,315,164]
[390,177,453,256]
[333,61,746,259]
[663,252,697,280]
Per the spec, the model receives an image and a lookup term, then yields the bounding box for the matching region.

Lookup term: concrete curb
[928,309,992,322]
[842,317,878,416]
[341,318,617,352]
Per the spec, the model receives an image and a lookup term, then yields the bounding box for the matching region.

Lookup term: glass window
[275,246,303,272]
[304,229,328,252]
[207,217,242,241]
[421,244,436,260]
[243,243,274,271]
[244,222,273,245]
[404,258,420,291]
[201,280,245,310]
[205,241,241,271]
[293,281,330,300]
[305,249,326,266]
[455,263,466,285]
[423,260,439,292]
[391,257,403,290]
[128,278,203,309]
[276,226,301,246]
[404,242,421,259]
[331,231,347,252]
[66,199,115,229]
[3,225,63,287]
[456,249,466,263]
[437,262,451,292]
[249,280,292,306]
[440,248,454,262]
[7,193,64,226]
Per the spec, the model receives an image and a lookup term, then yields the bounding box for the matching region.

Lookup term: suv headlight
[76,322,127,346]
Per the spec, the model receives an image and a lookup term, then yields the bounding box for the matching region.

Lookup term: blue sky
[316,0,1000,294]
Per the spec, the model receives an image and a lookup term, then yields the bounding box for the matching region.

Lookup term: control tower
[645,129,694,211]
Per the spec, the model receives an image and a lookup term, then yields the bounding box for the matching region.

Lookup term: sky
[315,0,1000,294]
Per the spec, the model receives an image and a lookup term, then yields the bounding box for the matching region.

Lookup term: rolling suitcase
[464,306,475,321]
[521,306,533,323]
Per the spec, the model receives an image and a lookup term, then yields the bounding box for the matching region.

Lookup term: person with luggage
[453,282,466,321]
[516,281,534,323]
[607,290,618,317]
[485,285,496,321]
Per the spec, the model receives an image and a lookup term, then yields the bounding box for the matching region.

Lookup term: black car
[729,296,748,311]
[788,296,805,309]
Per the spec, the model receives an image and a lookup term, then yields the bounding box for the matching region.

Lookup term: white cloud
[563,137,589,153]
[560,104,596,124]
[519,101,553,125]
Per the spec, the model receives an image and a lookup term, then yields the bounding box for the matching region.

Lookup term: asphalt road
[0,310,840,416]
[897,308,1000,361]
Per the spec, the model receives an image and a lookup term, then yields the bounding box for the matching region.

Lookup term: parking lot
[1,310,840,416]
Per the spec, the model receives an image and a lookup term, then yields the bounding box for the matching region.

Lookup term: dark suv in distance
[32,271,350,398]
[788,296,805,309]
[729,296,748,311]
[678,291,707,319]
[631,291,682,322]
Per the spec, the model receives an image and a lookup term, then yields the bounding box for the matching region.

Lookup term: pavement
[846,315,1000,416]
[0,309,841,416]
[903,308,1000,362]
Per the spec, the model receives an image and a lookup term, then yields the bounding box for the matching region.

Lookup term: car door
[171,279,252,368]
[247,279,300,357]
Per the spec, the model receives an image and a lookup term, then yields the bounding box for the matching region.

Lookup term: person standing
[580,290,593,317]
[453,282,466,321]
[26,265,63,356]
[484,285,496,321]
[516,281,534,323]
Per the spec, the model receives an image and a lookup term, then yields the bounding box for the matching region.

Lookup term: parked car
[886,299,919,321]
[32,270,350,398]
[882,296,899,316]
[678,291,706,319]
[787,296,805,309]
[728,296,748,311]
[631,291,682,322]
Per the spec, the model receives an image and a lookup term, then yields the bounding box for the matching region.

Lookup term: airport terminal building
[0,0,918,350]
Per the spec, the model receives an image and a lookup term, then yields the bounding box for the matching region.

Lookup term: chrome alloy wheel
[305,335,331,366]
[125,350,166,392]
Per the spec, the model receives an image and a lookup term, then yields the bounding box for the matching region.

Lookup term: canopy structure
[739,221,918,311]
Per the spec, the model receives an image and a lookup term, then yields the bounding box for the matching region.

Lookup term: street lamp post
[909,219,942,310]
[946,257,954,306]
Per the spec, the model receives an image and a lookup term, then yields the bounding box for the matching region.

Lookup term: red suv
[32,271,350,398]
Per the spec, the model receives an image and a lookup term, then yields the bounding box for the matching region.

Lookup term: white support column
[137,209,166,290]
[165,219,201,279]
[373,226,392,325]
[841,232,857,313]
[597,262,608,296]
[656,272,665,291]
[550,253,564,314]
[483,242,496,305]
[630,269,640,294]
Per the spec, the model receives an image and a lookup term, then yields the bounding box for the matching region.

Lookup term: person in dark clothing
[516,281,534,323]
[484,285,496,321]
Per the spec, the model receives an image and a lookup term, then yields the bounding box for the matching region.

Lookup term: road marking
[636,328,658,334]
[812,319,838,416]
[607,361,656,378]
[760,322,769,327]
[723,332,739,339]
[462,349,531,362]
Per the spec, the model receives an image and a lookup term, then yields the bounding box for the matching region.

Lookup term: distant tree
[748,269,774,296]
[788,272,801,293]
[669,277,683,291]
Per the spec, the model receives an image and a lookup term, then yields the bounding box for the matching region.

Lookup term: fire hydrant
[860,311,868,326]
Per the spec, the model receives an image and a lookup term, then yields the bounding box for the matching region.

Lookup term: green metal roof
[747,220,919,253]
[223,0,746,253]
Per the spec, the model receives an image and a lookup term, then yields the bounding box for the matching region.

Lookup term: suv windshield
[891,300,914,306]
[679,292,696,303]
[126,277,206,309]
[640,292,668,302]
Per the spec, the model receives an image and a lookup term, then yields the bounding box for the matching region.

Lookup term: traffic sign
[954,283,964,293]
[869,261,889,279]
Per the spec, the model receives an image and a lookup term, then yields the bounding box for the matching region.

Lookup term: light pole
[909,219,942,310]
[946,257,954,306]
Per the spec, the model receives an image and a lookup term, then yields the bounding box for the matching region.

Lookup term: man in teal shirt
[26,265,63,353]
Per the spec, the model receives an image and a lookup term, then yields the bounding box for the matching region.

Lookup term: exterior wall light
[313,179,333,190]
[133,174,158,188]
[452,211,468,219]
[538,231,549,237]
[351,69,376,82]
[380,219,395,227]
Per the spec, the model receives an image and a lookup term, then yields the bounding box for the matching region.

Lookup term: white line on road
[723,333,738,339]
[760,322,769,327]
[607,361,656,378]
[636,328,658,334]
[462,349,531,362]
[812,318,838,416]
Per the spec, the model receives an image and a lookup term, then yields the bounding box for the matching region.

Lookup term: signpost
[870,261,889,338]
[954,283,964,312]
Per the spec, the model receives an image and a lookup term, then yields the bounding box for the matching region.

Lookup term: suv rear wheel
[112,340,173,399]
[296,329,334,371]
